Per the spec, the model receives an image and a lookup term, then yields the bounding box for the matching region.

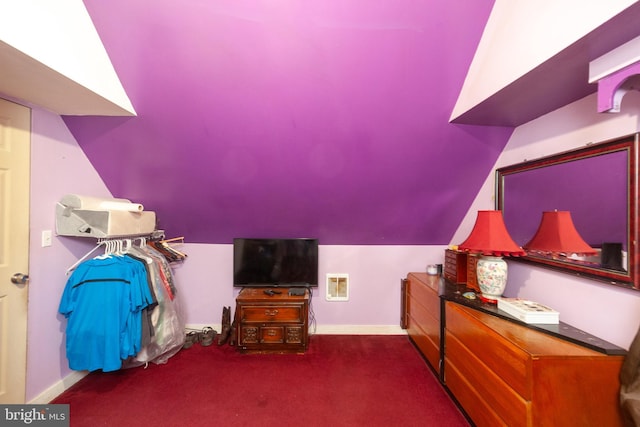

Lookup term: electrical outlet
[41,230,52,247]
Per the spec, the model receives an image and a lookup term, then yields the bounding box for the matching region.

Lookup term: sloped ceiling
[64,0,511,245]
[0,40,133,116]
[451,1,640,126]
[0,2,135,116]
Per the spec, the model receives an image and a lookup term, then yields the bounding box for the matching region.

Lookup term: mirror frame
[495,132,640,290]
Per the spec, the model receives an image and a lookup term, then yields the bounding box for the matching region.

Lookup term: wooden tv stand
[235,287,309,354]
[402,272,626,426]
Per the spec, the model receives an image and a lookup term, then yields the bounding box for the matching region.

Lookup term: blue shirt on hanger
[59,255,153,372]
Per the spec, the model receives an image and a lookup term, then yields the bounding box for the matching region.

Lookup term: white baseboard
[313,325,407,335]
[185,323,407,336]
[29,370,88,404]
[185,323,222,332]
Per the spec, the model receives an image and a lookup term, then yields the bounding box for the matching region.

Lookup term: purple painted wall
[64,0,511,245]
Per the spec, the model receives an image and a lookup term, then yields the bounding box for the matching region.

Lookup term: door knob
[11,273,29,285]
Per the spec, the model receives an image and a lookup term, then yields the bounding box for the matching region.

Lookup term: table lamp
[458,210,526,303]
[523,210,596,257]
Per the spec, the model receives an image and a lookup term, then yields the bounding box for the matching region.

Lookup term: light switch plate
[41,230,52,247]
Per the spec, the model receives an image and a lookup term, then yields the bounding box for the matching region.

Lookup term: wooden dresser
[235,288,309,354]
[445,301,624,427]
[403,272,443,376]
[403,272,626,427]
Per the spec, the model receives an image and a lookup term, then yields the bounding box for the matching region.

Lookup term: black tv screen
[233,238,319,287]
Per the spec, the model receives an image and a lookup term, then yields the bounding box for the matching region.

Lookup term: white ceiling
[0,41,134,116]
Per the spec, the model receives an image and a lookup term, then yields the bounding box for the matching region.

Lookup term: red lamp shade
[523,211,597,256]
[458,210,526,257]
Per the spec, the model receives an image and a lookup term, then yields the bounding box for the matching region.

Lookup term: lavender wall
[173,243,447,329]
[26,107,113,402]
[63,0,510,245]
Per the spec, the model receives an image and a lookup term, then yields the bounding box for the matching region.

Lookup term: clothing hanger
[150,236,187,261]
[65,233,159,275]
[161,236,184,244]
[65,241,107,275]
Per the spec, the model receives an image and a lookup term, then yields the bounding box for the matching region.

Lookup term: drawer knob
[265,309,279,316]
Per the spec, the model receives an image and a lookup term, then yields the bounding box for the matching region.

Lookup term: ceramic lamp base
[476,255,508,303]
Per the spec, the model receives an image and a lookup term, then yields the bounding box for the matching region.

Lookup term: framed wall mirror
[496,133,639,290]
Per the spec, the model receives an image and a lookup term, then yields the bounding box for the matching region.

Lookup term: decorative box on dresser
[444,249,467,284]
[235,288,309,354]
[402,272,626,427]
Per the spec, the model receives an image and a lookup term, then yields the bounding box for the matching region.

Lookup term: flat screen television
[233,238,319,288]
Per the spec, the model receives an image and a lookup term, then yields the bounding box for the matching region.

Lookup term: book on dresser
[497,298,559,324]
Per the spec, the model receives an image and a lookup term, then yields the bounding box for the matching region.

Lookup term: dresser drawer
[239,325,305,346]
[240,305,303,323]
[445,360,510,427]
[446,302,530,398]
[406,296,440,371]
[260,326,284,343]
[446,331,530,427]
[406,276,441,322]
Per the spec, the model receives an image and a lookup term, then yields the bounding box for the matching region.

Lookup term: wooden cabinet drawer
[445,361,510,427]
[284,326,304,344]
[406,297,440,372]
[406,296,440,339]
[405,273,442,374]
[446,331,530,427]
[446,302,530,398]
[240,305,303,323]
[260,326,284,343]
[406,276,441,322]
[239,325,259,344]
[239,325,304,345]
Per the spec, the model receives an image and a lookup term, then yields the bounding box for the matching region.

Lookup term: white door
[0,98,31,403]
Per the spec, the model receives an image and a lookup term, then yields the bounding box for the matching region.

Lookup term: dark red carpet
[52,335,469,426]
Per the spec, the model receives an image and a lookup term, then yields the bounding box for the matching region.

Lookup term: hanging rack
[65,233,162,275]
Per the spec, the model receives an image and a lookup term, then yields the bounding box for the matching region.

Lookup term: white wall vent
[326,273,349,301]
